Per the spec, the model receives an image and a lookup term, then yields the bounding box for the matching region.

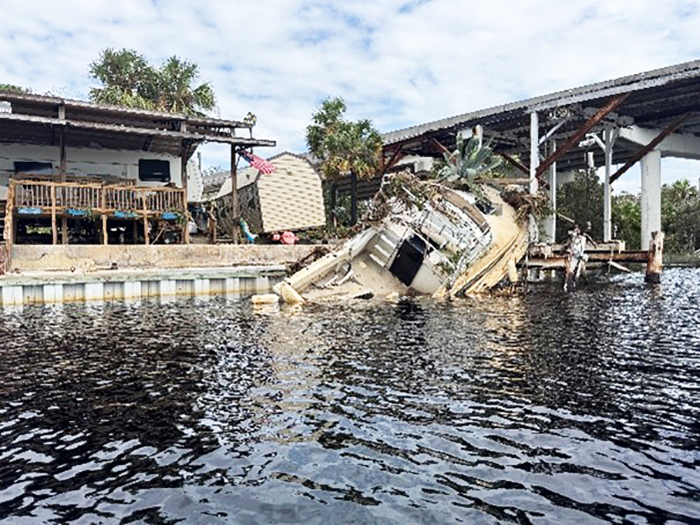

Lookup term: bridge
[382,59,700,249]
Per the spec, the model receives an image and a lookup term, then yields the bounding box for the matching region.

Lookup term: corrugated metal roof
[382,59,700,173]
[0,90,276,156]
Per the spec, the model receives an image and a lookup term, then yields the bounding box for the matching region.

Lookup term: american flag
[240,151,277,174]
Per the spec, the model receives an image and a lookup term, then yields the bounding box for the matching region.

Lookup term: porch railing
[7,179,188,246]
[12,180,185,215]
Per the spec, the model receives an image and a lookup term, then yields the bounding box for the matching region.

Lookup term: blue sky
[1,0,700,194]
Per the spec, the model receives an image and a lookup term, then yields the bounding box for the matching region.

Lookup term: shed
[214,152,326,234]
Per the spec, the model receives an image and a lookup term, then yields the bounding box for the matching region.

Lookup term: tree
[555,169,604,242]
[661,179,700,254]
[612,193,641,249]
[153,57,215,115]
[558,175,699,253]
[89,49,157,109]
[89,49,215,116]
[306,97,383,225]
[0,84,28,93]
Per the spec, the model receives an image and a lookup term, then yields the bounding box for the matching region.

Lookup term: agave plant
[435,134,501,199]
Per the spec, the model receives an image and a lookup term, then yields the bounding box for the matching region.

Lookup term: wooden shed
[214,152,326,234]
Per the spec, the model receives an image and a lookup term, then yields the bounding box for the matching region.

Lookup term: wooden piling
[645,231,664,284]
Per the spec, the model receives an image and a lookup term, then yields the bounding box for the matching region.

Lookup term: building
[0,90,274,272]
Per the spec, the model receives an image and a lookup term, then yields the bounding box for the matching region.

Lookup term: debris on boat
[273,170,530,303]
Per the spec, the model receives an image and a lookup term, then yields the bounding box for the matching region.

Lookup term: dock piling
[645,231,664,283]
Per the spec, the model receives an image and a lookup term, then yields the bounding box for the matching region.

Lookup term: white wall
[0,143,182,200]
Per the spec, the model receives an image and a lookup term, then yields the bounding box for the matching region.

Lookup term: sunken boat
[273,171,529,304]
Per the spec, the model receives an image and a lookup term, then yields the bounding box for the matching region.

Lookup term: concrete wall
[9,244,322,272]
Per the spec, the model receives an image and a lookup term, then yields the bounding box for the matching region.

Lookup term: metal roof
[0,91,275,157]
[383,59,700,174]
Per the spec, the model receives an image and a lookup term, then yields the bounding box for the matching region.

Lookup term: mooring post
[645,231,664,283]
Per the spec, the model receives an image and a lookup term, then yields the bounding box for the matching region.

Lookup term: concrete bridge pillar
[543,139,557,242]
[640,149,662,249]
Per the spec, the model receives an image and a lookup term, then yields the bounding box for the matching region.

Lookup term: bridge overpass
[382,59,700,248]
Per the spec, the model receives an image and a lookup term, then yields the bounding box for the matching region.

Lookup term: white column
[603,130,613,241]
[2,286,23,306]
[544,139,557,242]
[225,277,239,294]
[529,111,539,241]
[640,149,662,249]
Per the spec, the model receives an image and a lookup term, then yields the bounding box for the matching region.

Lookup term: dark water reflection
[0,269,699,523]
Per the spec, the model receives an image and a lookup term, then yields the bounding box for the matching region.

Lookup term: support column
[59,126,68,244]
[603,128,617,242]
[230,146,239,244]
[180,143,190,244]
[640,149,662,249]
[544,139,557,242]
[529,111,539,241]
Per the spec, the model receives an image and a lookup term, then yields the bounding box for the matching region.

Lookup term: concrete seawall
[8,244,320,272]
[1,244,324,306]
[0,266,286,306]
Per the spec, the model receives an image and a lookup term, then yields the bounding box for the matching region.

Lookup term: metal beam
[381,146,406,175]
[610,113,691,184]
[497,151,528,174]
[535,93,629,179]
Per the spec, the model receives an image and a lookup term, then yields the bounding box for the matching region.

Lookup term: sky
[1,0,700,194]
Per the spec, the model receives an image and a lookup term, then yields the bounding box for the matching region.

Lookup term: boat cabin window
[139,159,171,182]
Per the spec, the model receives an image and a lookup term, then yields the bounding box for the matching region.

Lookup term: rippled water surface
[1,268,699,523]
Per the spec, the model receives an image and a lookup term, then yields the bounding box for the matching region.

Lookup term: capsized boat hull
[274,178,528,303]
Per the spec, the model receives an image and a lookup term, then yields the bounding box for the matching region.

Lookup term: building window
[14,161,53,175]
[139,160,171,182]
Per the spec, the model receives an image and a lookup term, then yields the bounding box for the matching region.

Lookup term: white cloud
[0,0,699,189]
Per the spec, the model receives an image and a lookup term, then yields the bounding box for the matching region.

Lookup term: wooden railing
[12,180,186,215]
[7,179,188,246]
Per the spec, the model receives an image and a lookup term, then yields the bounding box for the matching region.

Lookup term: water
[0,269,699,524]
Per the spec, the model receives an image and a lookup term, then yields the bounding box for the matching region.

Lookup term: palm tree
[306,97,382,225]
[89,49,216,116]
[155,57,215,116]
[89,49,158,110]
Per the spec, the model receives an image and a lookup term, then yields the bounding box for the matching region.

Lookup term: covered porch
[0,91,275,273]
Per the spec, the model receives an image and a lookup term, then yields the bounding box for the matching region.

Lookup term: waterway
[0,268,699,523]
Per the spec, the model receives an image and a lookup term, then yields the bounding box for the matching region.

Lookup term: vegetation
[306,97,383,225]
[432,134,502,200]
[661,179,700,254]
[612,193,641,249]
[89,48,216,116]
[555,169,604,242]
[555,171,700,254]
[0,84,28,93]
